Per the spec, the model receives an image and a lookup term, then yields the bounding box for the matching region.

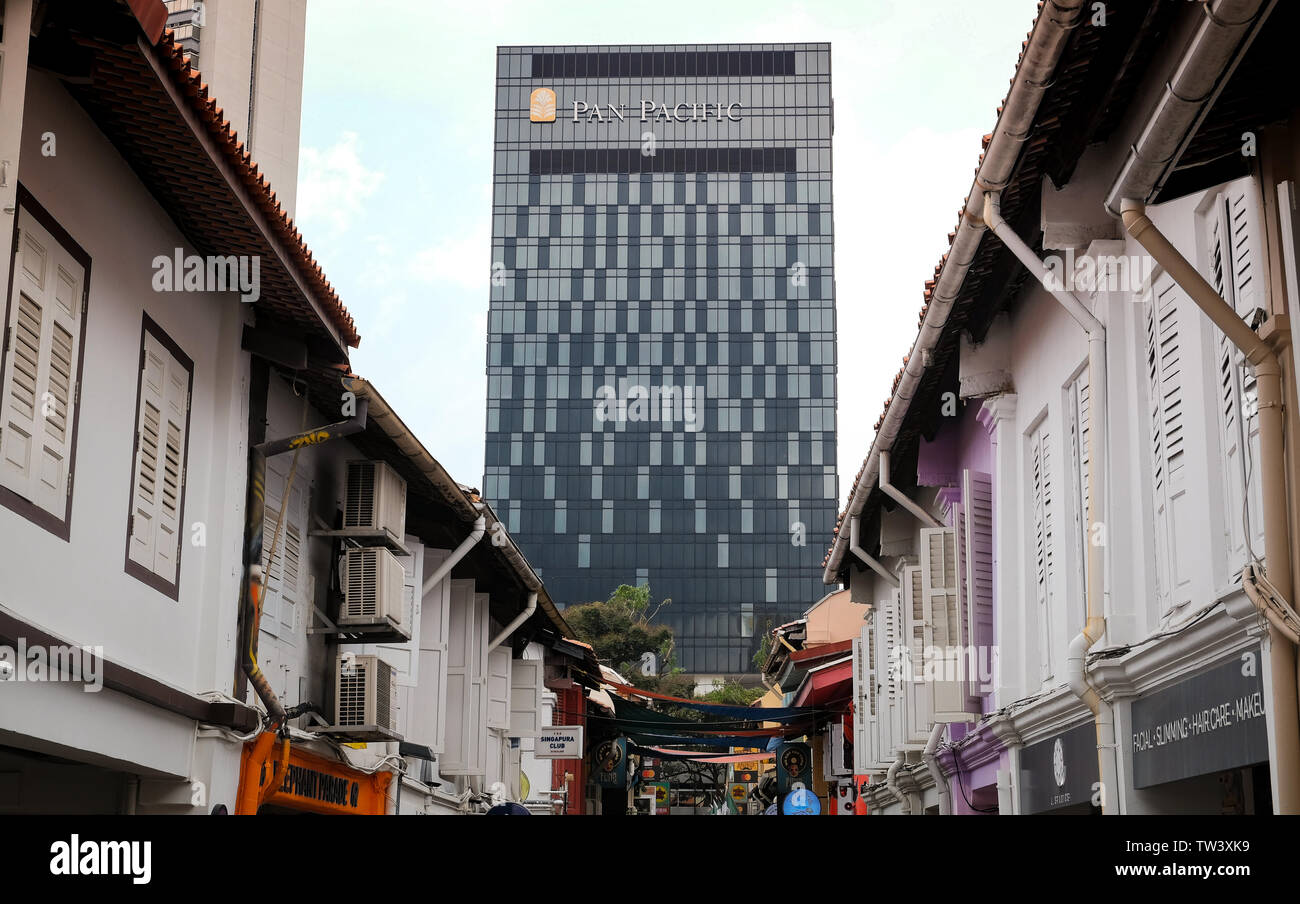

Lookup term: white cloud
[410,221,492,291]
[296,132,385,235]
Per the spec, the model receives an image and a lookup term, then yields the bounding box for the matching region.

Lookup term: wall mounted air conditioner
[335,653,398,731]
[344,460,407,543]
[340,547,407,635]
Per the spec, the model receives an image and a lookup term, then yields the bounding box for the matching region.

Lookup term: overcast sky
[297,0,1041,502]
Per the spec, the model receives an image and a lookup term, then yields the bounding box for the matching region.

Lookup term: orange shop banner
[237,733,392,815]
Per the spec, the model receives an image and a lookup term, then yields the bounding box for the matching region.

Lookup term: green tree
[752,619,775,671]
[697,681,767,706]
[566,584,685,692]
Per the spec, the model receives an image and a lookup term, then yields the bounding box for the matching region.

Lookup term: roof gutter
[490,592,538,650]
[984,188,1116,811]
[849,515,899,588]
[879,450,942,528]
[1103,0,1273,215]
[421,514,487,597]
[824,0,1086,583]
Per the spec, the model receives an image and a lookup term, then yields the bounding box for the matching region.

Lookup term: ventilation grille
[336,656,371,727]
[344,460,376,529]
[344,548,380,618]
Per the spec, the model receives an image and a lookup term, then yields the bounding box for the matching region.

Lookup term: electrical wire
[943,742,999,813]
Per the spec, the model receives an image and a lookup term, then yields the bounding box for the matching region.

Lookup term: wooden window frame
[0,185,92,540]
[122,312,194,600]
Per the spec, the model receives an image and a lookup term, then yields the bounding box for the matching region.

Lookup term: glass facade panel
[484,43,837,675]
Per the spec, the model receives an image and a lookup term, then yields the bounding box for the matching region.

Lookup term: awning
[794,656,853,710]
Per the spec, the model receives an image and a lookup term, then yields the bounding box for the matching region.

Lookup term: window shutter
[509,658,543,737]
[922,527,971,721]
[0,208,85,518]
[127,329,190,587]
[487,645,512,730]
[1067,367,1090,628]
[1029,423,1054,681]
[1209,181,1265,576]
[852,619,879,772]
[962,469,995,701]
[376,540,424,687]
[411,549,451,753]
[256,460,304,638]
[877,591,903,767]
[900,565,930,742]
[442,584,488,776]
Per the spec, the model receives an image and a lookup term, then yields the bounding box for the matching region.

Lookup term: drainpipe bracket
[1259,313,1291,353]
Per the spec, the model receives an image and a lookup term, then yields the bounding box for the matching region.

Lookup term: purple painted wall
[919,401,1005,808]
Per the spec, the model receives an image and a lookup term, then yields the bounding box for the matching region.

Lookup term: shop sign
[1019,722,1099,813]
[652,781,670,815]
[536,726,584,758]
[1131,647,1269,788]
[594,738,629,788]
[776,742,811,794]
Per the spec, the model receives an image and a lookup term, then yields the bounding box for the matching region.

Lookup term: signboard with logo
[652,781,670,816]
[776,742,812,794]
[535,726,584,759]
[237,740,390,816]
[593,738,630,788]
[729,783,748,804]
[527,88,745,125]
[1018,722,1099,813]
[1130,647,1269,788]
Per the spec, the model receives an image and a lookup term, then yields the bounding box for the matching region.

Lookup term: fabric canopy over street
[604,682,824,721]
[629,745,778,763]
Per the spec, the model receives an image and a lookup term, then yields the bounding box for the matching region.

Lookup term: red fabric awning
[794,658,853,709]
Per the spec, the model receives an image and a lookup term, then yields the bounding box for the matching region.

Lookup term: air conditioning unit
[335,653,398,731]
[344,460,407,543]
[340,547,407,633]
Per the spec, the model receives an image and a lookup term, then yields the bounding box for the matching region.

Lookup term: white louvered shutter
[962,469,995,703]
[1029,423,1054,681]
[922,527,969,721]
[1145,274,1194,616]
[1208,180,1266,577]
[880,588,904,760]
[509,658,543,737]
[487,644,512,730]
[901,565,930,742]
[258,459,304,638]
[0,208,85,518]
[127,329,190,586]
[1067,367,1090,629]
[852,620,879,772]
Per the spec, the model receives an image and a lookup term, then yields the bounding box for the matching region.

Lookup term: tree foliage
[566,584,684,691]
[696,681,767,706]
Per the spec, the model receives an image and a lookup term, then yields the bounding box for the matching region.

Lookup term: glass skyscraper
[483,44,837,676]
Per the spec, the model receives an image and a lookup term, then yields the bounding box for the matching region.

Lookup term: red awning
[794,657,853,709]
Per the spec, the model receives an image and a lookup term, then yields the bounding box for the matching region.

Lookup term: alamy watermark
[888,643,999,695]
[594,382,703,431]
[1041,247,1153,294]
[152,248,261,303]
[0,638,104,692]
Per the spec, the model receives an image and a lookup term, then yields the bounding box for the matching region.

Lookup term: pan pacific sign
[529,88,743,123]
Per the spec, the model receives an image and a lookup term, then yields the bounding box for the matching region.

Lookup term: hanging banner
[593,738,630,788]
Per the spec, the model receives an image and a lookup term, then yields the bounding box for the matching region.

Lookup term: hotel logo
[530,87,557,122]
